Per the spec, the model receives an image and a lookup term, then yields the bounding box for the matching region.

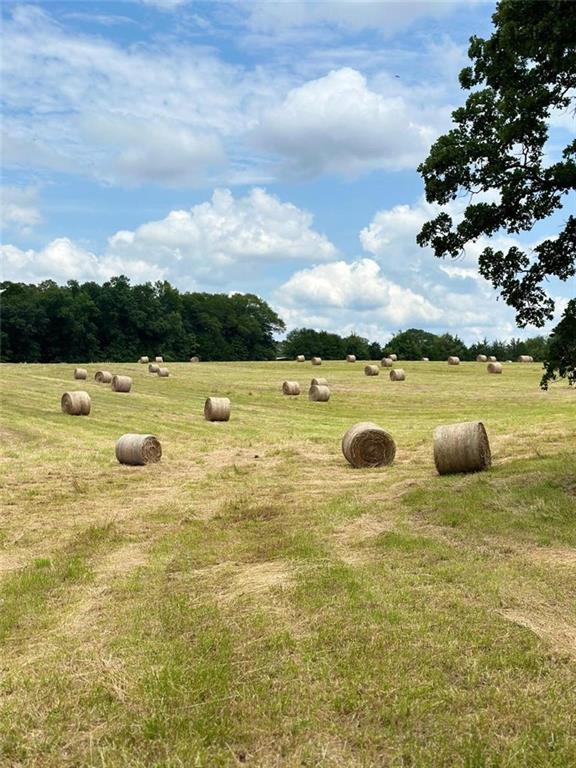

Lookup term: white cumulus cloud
[0,186,42,233]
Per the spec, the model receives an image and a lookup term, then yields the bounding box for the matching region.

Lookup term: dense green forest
[0,277,551,364]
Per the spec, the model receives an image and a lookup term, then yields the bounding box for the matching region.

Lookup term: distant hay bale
[311,377,328,386]
[389,368,406,381]
[190,356,200,363]
[476,354,488,363]
[487,362,503,374]
[364,364,379,376]
[308,384,330,401]
[447,356,460,365]
[282,380,301,395]
[341,422,396,468]
[311,357,322,365]
[95,370,112,383]
[346,354,356,362]
[74,368,88,380]
[487,355,497,362]
[296,355,306,362]
[388,353,398,361]
[421,357,429,362]
[148,363,160,373]
[157,367,170,377]
[115,434,162,466]
[433,421,491,475]
[139,356,149,364]
[204,397,231,421]
[61,391,91,416]
[381,357,394,368]
[155,356,163,363]
[518,355,533,363]
[111,375,132,393]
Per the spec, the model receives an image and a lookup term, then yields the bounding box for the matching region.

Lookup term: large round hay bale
[309,384,330,401]
[95,370,112,383]
[388,353,398,361]
[282,380,300,395]
[111,375,132,393]
[365,365,379,376]
[190,356,200,363]
[115,434,162,465]
[311,357,322,366]
[421,357,429,362]
[341,422,396,468]
[311,377,328,386]
[204,397,231,421]
[381,357,394,368]
[148,363,160,373]
[487,355,497,362]
[433,421,491,475]
[389,369,406,381]
[346,354,356,363]
[157,367,170,377]
[518,355,534,363]
[139,356,149,364]
[296,355,305,362]
[74,368,87,380]
[61,391,91,416]
[476,354,488,363]
[155,356,163,363]
[447,356,460,365]
[487,362,503,374]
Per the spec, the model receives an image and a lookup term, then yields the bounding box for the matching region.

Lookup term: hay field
[1,360,575,767]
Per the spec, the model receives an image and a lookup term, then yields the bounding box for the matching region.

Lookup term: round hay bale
[61,391,91,416]
[487,362,503,374]
[190,356,200,363]
[311,357,322,366]
[433,421,491,475]
[421,357,429,362]
[74,368,88,380]
[111,375,132,393]
[389,369,406,381]
[157,367,170,377]
[296,355,306,362]
[447,356,460,365]
[95,370,112,383]
[282,380,300,395]
[346,354,356,363]
[381,357,394,368]
[204,397,231,422]
[148,363,159,373]
[115,434,162,466]
[364,365,379,376]
[155,356,163,363]
[341,422,396,468]
[388,353,398,361]
[139,356,149,364]
[487,355,497,362]
[311,377,328,386]
[308,384,330,401]
[476,354,488,363]
[517,355,533,363]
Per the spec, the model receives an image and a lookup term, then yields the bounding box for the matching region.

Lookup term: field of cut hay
[1,360,575,767]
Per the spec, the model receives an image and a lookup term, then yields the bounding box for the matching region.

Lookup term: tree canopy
[417,0,575,383]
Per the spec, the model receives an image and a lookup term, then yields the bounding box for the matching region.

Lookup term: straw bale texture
[296,355,305,362]
[346,355,357,362]
[381,358,394,368]
[311,357,322,366]
[364,365,379,376]
[341,422,396,468]
[115,434,162,465]
[148,363,160,373]
[433,421,491,475]
[308,384,330,402]
[282,381,301,395]
[95,370,112,383]
[157,367,170,377]
[488,355,498,362]
[204,397,231,421]
[190,356,200,363]
[518,355,534,363]
[421,357,429,362]
[447,356,460,365]
[389,354,398,361]
[74,368,87,380]
[111,375,132,393]
[389,369,406,381]
[487,362,503,374]
[311,377,328,386]
[61,391,91,416]
[155,356,163,363]
[139,356,149,364]
[476,354,488,363]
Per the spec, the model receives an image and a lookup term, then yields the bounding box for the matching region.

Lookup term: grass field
[1,359,575,767]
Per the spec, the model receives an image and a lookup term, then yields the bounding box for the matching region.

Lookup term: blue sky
[1,0,574,343]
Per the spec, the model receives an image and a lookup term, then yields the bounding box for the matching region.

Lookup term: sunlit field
[1,360,575,767]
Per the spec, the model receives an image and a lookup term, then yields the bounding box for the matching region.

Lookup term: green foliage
[417,0,575,375]
[541,299,576,388]
[0,278,285,362]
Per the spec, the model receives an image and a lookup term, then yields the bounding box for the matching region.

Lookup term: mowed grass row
[0,360,575,767]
